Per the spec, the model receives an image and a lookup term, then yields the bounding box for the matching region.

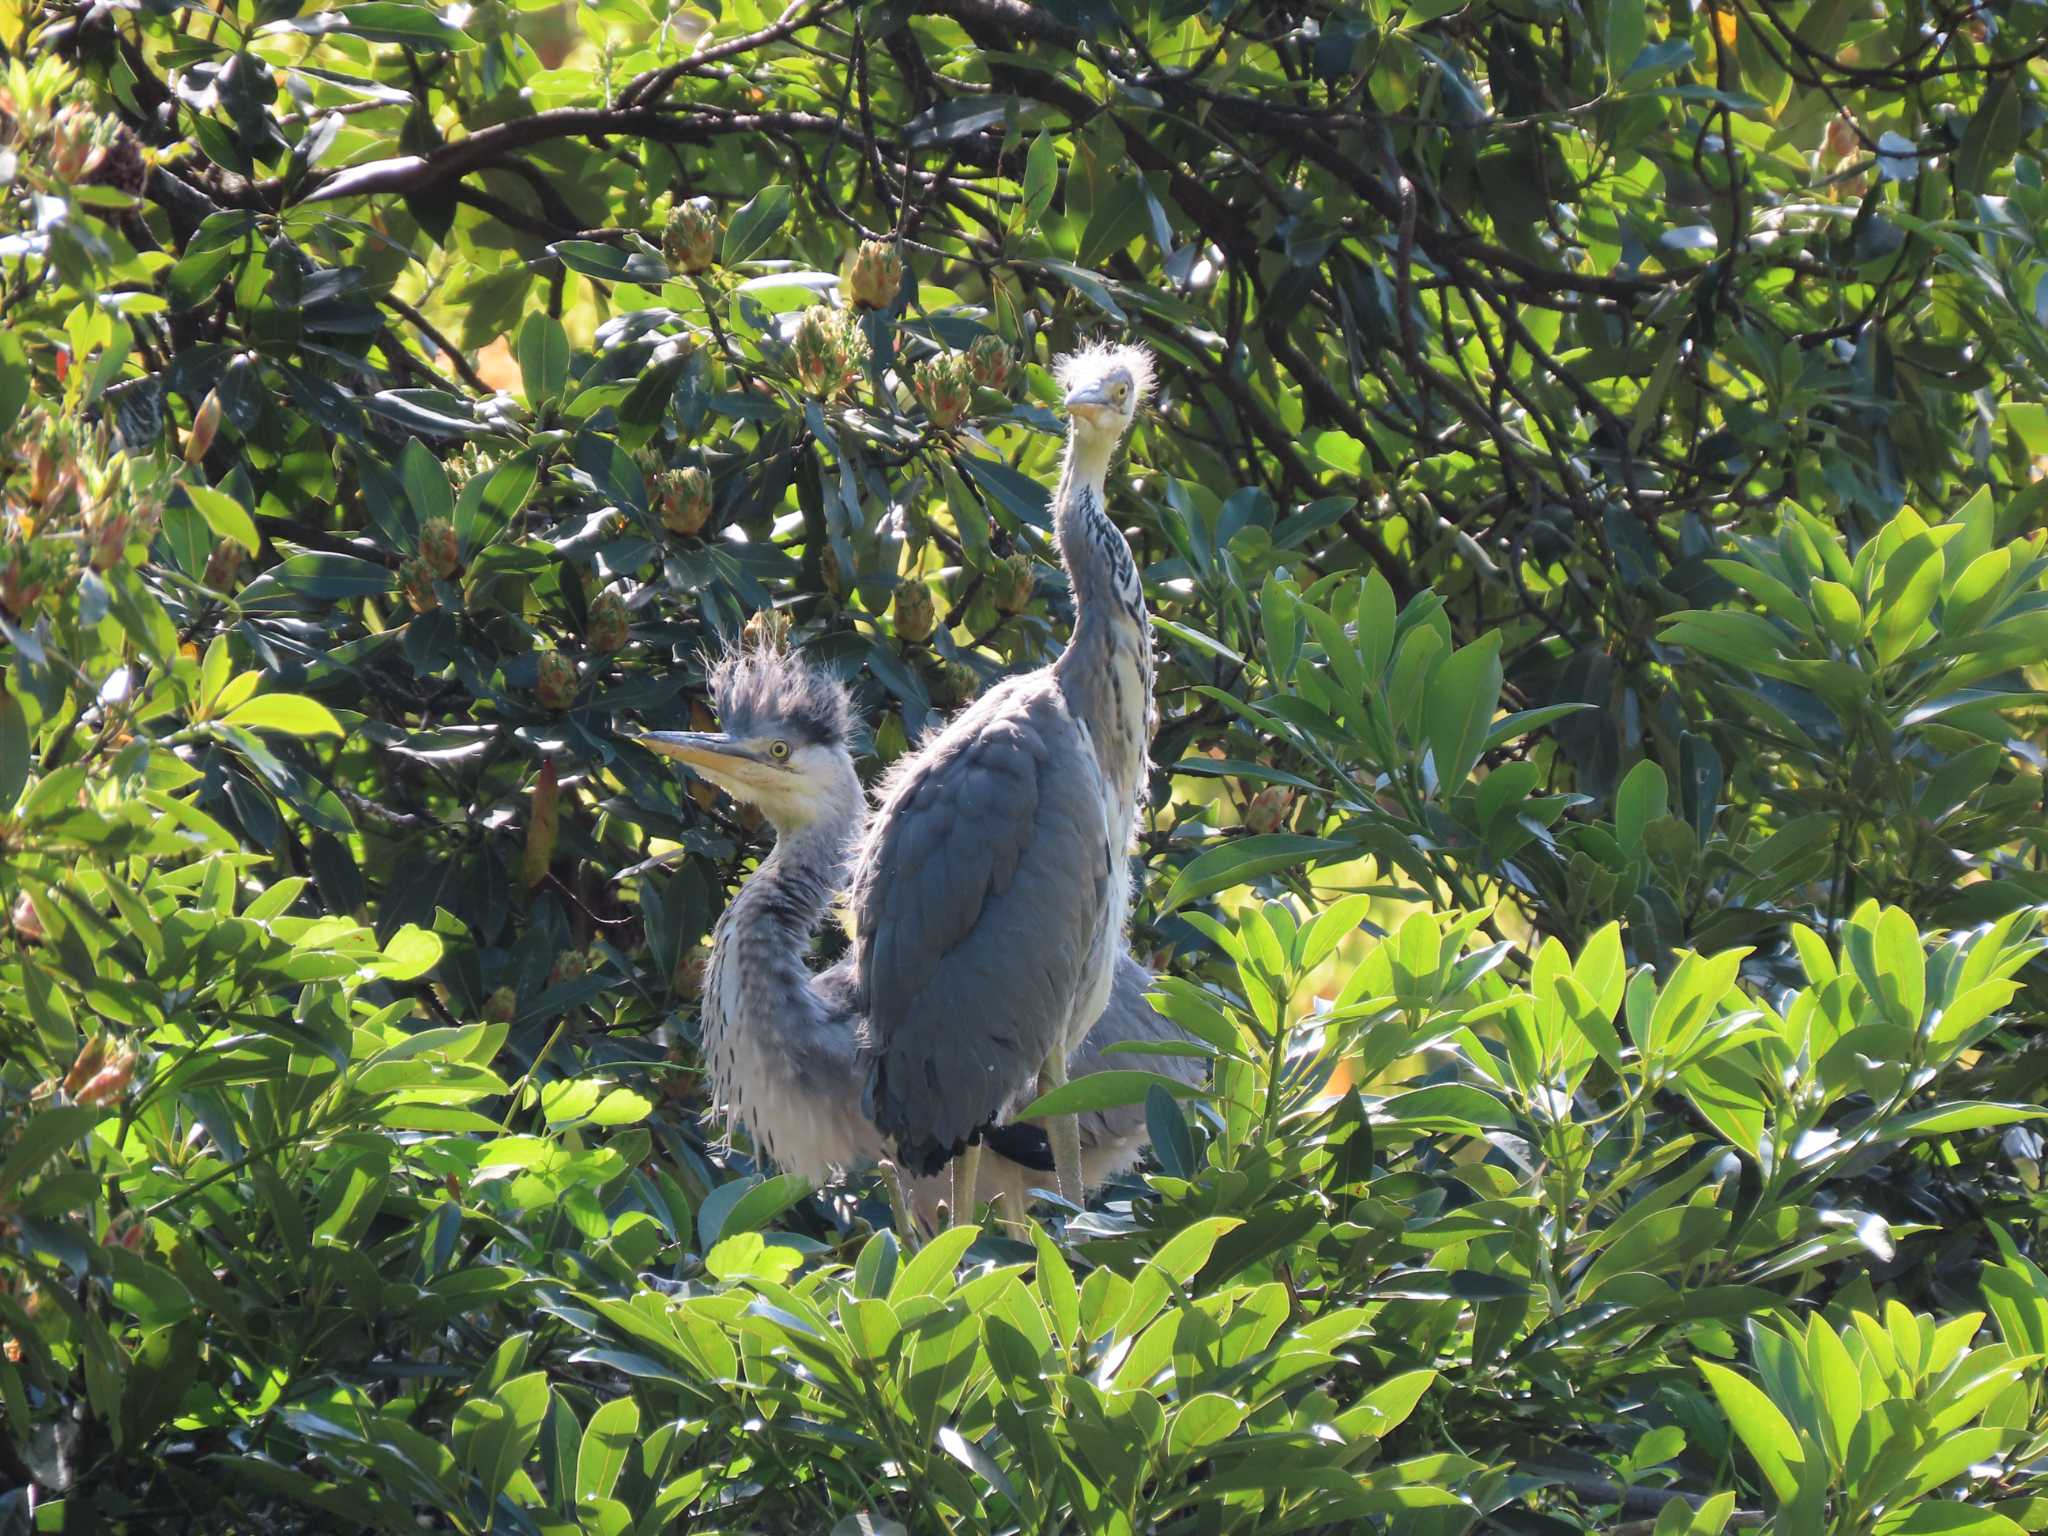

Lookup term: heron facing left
[634,644,1200,1231]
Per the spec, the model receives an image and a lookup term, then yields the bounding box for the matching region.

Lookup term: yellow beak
[633,730,757,773]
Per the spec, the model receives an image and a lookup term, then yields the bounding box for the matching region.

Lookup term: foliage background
[4,0,2048,1529]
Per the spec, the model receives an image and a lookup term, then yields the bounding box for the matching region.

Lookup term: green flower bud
[913,352,975,430]
[893,579,936,642]
[844,239,903,310]
[663,197,721,274]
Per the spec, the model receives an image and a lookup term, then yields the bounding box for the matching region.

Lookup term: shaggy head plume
[1054,340,1156,410]
[706,643,858,750]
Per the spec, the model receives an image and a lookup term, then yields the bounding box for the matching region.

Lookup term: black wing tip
[894,1132,963,1178]
[871,1066,983,1177]
[978,1119,1056,1173]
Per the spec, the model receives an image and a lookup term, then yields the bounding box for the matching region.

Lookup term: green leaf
[183,484,261,556]
[1353,1369,1437,1437]
[0,687,27,812]
[549,241,668,285]
[1884,1102,2044,1137]
[889,1226,979,1302]
[373,923,443,980]
[220,694,344,737]
[1659,609,1792,671]
[2006,403,2048,456]
[459,457,537,551]
[402,436,454,528]
[722,186,793,266]
[1015,1069,1206,1119]
[695,1173,808,1251]
[1876,1508,2024,1536]
[0,1105,99,1199]
[575,1397,639,1507]
[1606,0,1647,79]
[1872,535,1942,668]
[517,312,570,409]
[261,3,478,48]
[1158,834,1345,915]
[1421,631,1503,792]
[1376,1083,1516,1133]
[238,551,396,606]
[1168,1393,1248,1458]
[1952,75,2021,195]
[483,1372,550,1502]
[0,329,30,439]
[1698,1360,1808,1502]
[1615,759,1668,852]
[1022,133,1059,223]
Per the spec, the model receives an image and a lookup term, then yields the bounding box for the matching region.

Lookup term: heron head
[634,644,860,829]
[1057,341,1154,442]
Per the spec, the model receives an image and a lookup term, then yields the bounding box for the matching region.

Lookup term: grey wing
[1068,954,1207,1157]
[854,690,1115,1176]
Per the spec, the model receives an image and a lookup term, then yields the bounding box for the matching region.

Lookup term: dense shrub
[4,0,2048,1530]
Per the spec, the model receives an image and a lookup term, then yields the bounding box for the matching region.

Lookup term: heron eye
[1114,382,1129,403]
[767,740,791,761]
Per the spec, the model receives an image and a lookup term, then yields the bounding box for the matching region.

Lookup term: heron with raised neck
[850,341,1158,1217]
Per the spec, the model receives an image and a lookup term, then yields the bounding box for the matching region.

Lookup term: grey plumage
[633,642,1198,1223]
[851,680,1120,1173]
[852,343,1160,1195]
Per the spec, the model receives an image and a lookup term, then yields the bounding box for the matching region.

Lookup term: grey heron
[851,341,1157,1217]
[636,644,1197,1230]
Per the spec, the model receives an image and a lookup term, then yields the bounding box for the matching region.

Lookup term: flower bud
[844,240,903,311]
[89,511,130,573]
[993,552,1035,615]
[522,757,559,891]
[741,607,790,651]
[548,948,588,986]
[663,197,721,274]
[930,658,976,709]
[892,580,935,643]
[672,946,708,1000]
[0,559,41,622]
[913,353,975,430]
[63,1035,108,1097]
[789,306,866,399]
[9,892,41,944]
[185,389,223,464]
[586,590,629,654]
[966,334,1013,392]
[1245,786,1294,835]
[202,540,243,592]
[419,517,460,579]
[535,651,579,711]
[76,1045,138,1107]
[484,985,517,1022]
[399,555,438,614]
[656,467,713,536]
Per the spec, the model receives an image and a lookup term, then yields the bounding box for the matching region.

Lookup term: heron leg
[1039,1054,1085,1210]
[949,1141,983,1229]
[880,1160,919,1246]
[1001,1163,1035,1239]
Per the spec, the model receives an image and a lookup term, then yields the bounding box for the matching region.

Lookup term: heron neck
[732,782,862,954]
[1051,430,1143,640]
[702,771,878,1182]
[1050,428,1153,808]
